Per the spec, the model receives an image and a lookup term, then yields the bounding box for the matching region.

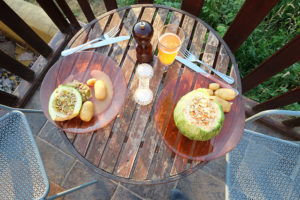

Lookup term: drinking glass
[158,24,185,65]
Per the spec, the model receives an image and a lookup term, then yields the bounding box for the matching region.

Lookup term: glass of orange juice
[158,24,185,65]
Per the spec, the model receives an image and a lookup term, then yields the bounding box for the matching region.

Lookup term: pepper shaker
[132,21,154,64]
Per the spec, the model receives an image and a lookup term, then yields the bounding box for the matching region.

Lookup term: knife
[61,35,130,56]
[176,56,208,74]
[175,56,239,95]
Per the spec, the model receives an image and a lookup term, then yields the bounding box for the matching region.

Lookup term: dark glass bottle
[132,21,154,64]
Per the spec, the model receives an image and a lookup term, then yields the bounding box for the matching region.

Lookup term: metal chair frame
[226,110,300,200]
[0,105,98,200]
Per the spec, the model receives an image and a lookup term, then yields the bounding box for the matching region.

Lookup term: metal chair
[226,110,300,200]
[0,107,97,200]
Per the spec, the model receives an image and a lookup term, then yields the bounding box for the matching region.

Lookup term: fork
[180,47,235,84]
[61,26,120,56]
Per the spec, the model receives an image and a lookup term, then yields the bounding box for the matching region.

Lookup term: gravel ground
[0,31,38,94]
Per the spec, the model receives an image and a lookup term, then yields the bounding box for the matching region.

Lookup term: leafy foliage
[199,0,300,110]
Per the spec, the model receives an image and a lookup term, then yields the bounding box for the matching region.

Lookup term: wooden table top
[55,4,245,185]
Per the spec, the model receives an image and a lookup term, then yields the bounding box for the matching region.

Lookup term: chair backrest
[226,110,300,199]
[226,130,300,200]
[0,111,49,199]
[0,0,298,134]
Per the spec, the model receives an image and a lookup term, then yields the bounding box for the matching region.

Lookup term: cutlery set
[61,26,235,86]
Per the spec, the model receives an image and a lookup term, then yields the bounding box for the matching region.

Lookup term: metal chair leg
[45,179,98,200]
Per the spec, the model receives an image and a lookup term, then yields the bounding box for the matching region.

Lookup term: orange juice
[158,33,182,65]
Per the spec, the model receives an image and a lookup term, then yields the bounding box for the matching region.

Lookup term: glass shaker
[134,63,154,105]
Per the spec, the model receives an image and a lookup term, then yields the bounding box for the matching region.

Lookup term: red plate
[40,51,126,134]
[154,72,244,161]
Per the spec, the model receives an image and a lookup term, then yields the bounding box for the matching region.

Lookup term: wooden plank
[85,10,133,167]
[181,0,205,17]
[0,50,34,82]
[201,32,219,73]
[73,12,125,159]
[97,8,143,173]
[242,34,300,93]
[36,0,71,34]
[0,0,52,58]
[111,8,157,178]
[0,90,18,106]
[188,22,207,57]
[55,0,81,30]
[13,31,72,108]
[65,15,109,148]
[215,45,230,74]
[223,0,279,53]
[77,0,96,22]
[150,62,182,180]
[283,118,300,127]
[103,0,118,11]
[137,0,154,3]
[168,15,198,176]
[73,54,107,156]
[131,8,170,180]
[171,18,207,175]
[150,11,185,180]
[151,9,170,51]
[97,10,127,56]
[115,60,162,177]
[253,87,300,112]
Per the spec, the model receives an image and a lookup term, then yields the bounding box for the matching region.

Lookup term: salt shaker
[132,21,154,64]
[134,63,154,105]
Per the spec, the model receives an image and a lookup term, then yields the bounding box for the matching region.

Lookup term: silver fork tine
[106,26,117,35]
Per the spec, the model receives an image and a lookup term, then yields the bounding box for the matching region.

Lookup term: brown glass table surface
[42,4,245,185]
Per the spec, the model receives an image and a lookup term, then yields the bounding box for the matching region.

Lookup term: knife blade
[176,56,239,95]
[61,35,130,56]
[175,56,208,74]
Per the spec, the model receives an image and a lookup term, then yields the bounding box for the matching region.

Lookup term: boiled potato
[205,88,214,96]
[86,78,97,87]
[215,88,236,101]
[209,83,220,91]
[94,80,107,100]
[80,101,94,122]
[210,96,232,113]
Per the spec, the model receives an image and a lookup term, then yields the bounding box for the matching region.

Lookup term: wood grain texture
[215,45,230,74]
[55,5,243,184]
[73,11,126,158]
[99,7,143,173]
[151,11,184,180]
[114,8,157,178]
[201,32,219,73]
[131,9,169,180]
[85,10,126,166]
[169,14,197,176]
